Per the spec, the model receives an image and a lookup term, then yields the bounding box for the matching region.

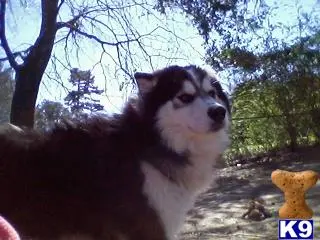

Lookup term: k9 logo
[278,220,313,239]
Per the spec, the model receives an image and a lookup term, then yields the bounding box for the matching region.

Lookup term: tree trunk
[10,68,43,128]
[287,123,298,152]
[9,0,59,128]
[310,108,320,143]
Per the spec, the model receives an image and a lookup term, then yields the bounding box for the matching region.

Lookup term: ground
[180,146,320,240]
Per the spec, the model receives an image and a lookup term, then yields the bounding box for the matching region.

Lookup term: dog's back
[0,115,166,240]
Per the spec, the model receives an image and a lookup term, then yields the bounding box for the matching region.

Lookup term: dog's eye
[208,90,216,98]
[178,94,195,104]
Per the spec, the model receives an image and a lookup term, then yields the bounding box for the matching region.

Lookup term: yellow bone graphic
[271,169,318,219]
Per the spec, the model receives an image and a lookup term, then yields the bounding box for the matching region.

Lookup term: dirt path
[179,156,320,240]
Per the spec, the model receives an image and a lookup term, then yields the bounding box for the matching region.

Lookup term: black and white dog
[0,65,231,240]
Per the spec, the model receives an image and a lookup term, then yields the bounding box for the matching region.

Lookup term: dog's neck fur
[129,100,229,239]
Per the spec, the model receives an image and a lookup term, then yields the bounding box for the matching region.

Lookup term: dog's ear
[134,72,157,95]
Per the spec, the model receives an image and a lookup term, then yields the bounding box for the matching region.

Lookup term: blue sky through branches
[0,0,319,114]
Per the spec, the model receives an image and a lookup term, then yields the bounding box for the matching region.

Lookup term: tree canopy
[0,0,199,127]
[160,0,320,161]
[35,100,71,131]
[0,0,319,162]
[64,68,104,116]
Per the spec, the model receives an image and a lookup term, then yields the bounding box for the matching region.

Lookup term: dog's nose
[207,106,226,123]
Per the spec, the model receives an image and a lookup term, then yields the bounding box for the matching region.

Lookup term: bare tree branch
[56,13,83,30]
[0,0,19,69]
[0,46,32,62]
[57,0,66,12]
[68,25,142,47]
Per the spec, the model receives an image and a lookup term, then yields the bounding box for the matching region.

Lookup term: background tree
[35,100,71,131]
[229,16,320,155]
[0,0,61,127]
[0,0,193,128]
[64,68,104,117]
[160,0,320,161]
[157,0,271,72]
[227,14,319,159]
[0,64,14,124]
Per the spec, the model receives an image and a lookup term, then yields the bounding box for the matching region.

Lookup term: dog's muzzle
[207,105,226,131]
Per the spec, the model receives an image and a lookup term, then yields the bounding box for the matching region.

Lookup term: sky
[2,0,207,114]
[0,0,319,114]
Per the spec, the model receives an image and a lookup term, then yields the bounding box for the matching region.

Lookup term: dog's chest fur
[142,162,194,240]
[140,134,226,239]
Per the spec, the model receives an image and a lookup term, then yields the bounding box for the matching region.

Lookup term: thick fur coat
[0,65,230,240]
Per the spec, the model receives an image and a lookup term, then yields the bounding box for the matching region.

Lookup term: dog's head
[134,65,231,155]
